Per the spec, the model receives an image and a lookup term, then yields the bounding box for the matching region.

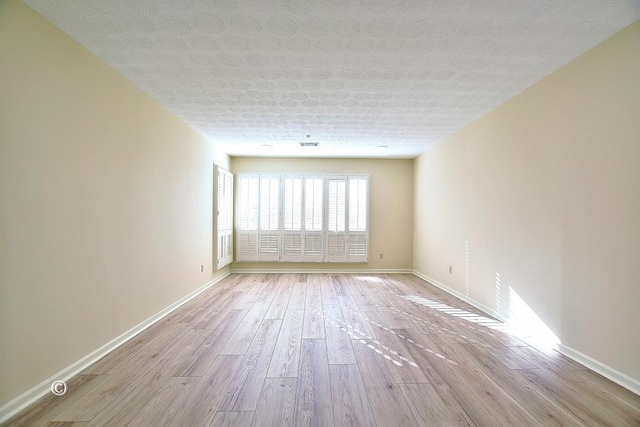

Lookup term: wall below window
[230,158,414,271]
[413,21,640,385]
[0,0,229,407]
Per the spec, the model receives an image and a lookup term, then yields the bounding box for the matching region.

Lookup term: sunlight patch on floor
[354,276,383,283]
[401,293,559,350]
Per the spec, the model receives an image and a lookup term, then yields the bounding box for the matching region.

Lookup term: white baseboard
[231,268,413,274]
[0,271,231,424]
[558,344,640,396]
[411,269,640,397]
[411,270,507,322]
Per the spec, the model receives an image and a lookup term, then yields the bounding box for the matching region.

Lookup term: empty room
[1,0,640,425]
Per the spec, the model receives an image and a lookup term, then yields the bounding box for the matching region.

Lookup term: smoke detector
[300,134,319,147]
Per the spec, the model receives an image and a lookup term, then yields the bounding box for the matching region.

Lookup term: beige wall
[0,0,229,406]
[414,21,640,382]
[231,157,414,271]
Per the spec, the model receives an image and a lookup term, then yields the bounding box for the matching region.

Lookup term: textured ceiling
[24,0,640,158]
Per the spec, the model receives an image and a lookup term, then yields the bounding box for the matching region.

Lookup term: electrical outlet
[201,264,204,272]
[379,253,384,260]
[449,266,453,274]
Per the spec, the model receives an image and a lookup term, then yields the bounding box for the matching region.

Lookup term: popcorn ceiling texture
[24,0,640,157]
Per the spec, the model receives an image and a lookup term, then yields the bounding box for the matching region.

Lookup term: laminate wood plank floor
[6,273,640,426]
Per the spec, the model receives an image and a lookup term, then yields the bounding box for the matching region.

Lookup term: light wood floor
[6,273,640,426]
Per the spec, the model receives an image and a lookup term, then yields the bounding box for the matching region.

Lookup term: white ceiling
[24,0,640,158]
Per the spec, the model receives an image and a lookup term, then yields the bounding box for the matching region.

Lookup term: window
[236,174,258,262]
[304,176,324,262]
[327,176,347,262]
[214,165,234,269]
[347,176,368,261]
[283,175,303,261]
[235,173,369,263]
[259,176,280,261]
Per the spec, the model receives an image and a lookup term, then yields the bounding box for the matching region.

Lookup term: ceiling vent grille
[299,142,319,147]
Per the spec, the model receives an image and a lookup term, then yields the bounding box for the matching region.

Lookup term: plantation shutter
[282,175,303,261]
[326,176,347,262]
[347,176,369,262]
[236,172,368,264]
[303,176,324,262]
[259,175,280,261]
[215,166,234,269]
[236,174,259,261]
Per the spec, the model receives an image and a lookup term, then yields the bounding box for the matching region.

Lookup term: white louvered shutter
[282,175,303,261]
[259,176,280,261]
[224,171,234,263]
[347,176,369,262]
[303,176,324,262]
[237,172,368,264]
[215,166,234,269]
[236,174,259,261]
[326,176,347,262]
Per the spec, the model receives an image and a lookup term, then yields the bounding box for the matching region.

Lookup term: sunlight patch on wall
[465,240,470,299]
[495,272,501,313]
[507,287,560,350]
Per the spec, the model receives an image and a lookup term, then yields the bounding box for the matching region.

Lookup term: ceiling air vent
[299,141,319,147]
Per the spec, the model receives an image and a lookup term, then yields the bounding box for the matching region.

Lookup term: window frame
[235,172,369,263]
